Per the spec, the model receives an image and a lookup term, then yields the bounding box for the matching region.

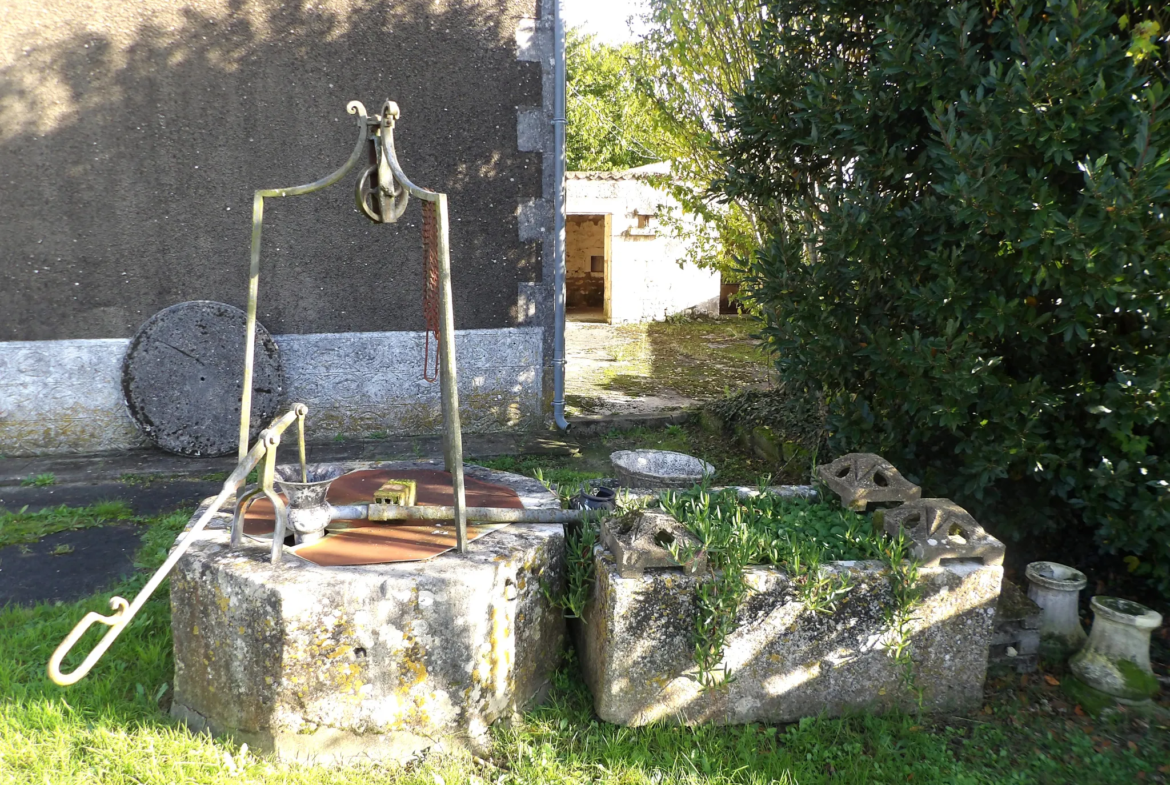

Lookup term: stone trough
[168,461,566,766]
[577,548,1003,725]
[577,455,1006,726]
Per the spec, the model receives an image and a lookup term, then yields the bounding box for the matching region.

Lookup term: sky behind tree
[562,0,647,45]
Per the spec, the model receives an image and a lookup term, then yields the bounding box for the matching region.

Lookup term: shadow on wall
[0,0,542,342]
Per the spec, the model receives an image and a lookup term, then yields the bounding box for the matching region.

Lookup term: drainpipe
[551,0,570,431]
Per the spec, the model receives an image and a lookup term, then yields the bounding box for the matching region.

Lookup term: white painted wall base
[0,328,543,457]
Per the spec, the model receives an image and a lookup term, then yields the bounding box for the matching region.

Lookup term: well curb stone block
[169,462,566,766]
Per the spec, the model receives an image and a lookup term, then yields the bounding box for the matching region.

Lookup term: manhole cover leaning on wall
[122,301,284,457]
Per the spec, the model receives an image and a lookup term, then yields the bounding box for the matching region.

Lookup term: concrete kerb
[0,431,570,488]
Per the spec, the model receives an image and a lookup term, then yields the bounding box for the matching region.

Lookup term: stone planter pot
[1025,561,1088,657]
[1069,596,1162,704]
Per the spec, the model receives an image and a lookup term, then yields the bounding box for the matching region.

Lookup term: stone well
[168,461,566,766]
[577,509,1005,725]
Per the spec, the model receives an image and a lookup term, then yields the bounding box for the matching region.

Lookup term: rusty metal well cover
[243,468,526,566]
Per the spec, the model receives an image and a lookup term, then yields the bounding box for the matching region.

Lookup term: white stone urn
[1070,596,1162,704]
[1025,561,1088,656]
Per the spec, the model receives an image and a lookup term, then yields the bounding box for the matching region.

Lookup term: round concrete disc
[122,301,284,457]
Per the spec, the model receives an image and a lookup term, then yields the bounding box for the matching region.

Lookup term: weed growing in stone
[545,513,601,621]
[20,472,57,487]
[879,532,923,694]
[654,486,922,690]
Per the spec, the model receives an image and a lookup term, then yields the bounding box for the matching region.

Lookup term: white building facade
[565,166,720,324]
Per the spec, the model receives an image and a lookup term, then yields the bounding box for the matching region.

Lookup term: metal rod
[551,0,570,432]
[433,193,469,552]
[240,191,266,462]
[361,503,582,523]
[297,406,308,483]
[238,103,371,460]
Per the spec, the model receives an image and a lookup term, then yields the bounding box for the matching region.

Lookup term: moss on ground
[566,316,772,416]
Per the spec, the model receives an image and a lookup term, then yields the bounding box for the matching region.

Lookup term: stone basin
[168,460,566,766]
[576,500,1005,725]
[610,449,715,488]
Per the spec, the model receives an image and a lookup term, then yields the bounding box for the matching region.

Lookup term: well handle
[47,405,307,686]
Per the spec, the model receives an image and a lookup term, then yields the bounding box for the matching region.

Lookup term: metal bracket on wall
[238,99,469,553]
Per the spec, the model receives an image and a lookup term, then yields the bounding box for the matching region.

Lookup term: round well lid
[122,300,284,457]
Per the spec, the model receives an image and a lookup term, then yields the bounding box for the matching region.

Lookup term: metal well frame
[237,99,469,552]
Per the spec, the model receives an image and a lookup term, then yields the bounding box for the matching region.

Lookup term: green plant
[633,0,768,277]
[565,30,668,172]
[545,512,602,621]
[50,543,74,556]
[722,0,1170,596]
[20,473,56,487]
[658,486,896,688]
[875,533,923,693]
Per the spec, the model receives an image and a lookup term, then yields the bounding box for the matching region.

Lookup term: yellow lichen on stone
[396,634,429,691]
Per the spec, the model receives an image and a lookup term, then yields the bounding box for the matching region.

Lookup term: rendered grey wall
[0,0,544,341]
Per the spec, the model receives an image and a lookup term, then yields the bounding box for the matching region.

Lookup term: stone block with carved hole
[599,509,707,579]
[883,498,1005,569]
[169,462,565,767]
[816,453,921,511]
[372,479,417,507]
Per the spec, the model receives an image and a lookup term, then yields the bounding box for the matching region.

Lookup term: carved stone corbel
[883,498,1005,568]
[816,453,921,511]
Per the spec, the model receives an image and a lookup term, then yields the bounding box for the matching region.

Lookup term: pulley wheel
[122,301,284,457]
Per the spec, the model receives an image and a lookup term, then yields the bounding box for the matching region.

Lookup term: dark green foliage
[721,1,1170,595]
[705,385,830,462]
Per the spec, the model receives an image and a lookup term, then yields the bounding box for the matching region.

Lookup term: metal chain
[421,201,441,382]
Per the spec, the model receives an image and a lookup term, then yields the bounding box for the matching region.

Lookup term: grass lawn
[2,442,1168,783]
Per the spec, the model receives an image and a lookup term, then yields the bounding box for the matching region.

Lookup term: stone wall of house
[0,0,560,455]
